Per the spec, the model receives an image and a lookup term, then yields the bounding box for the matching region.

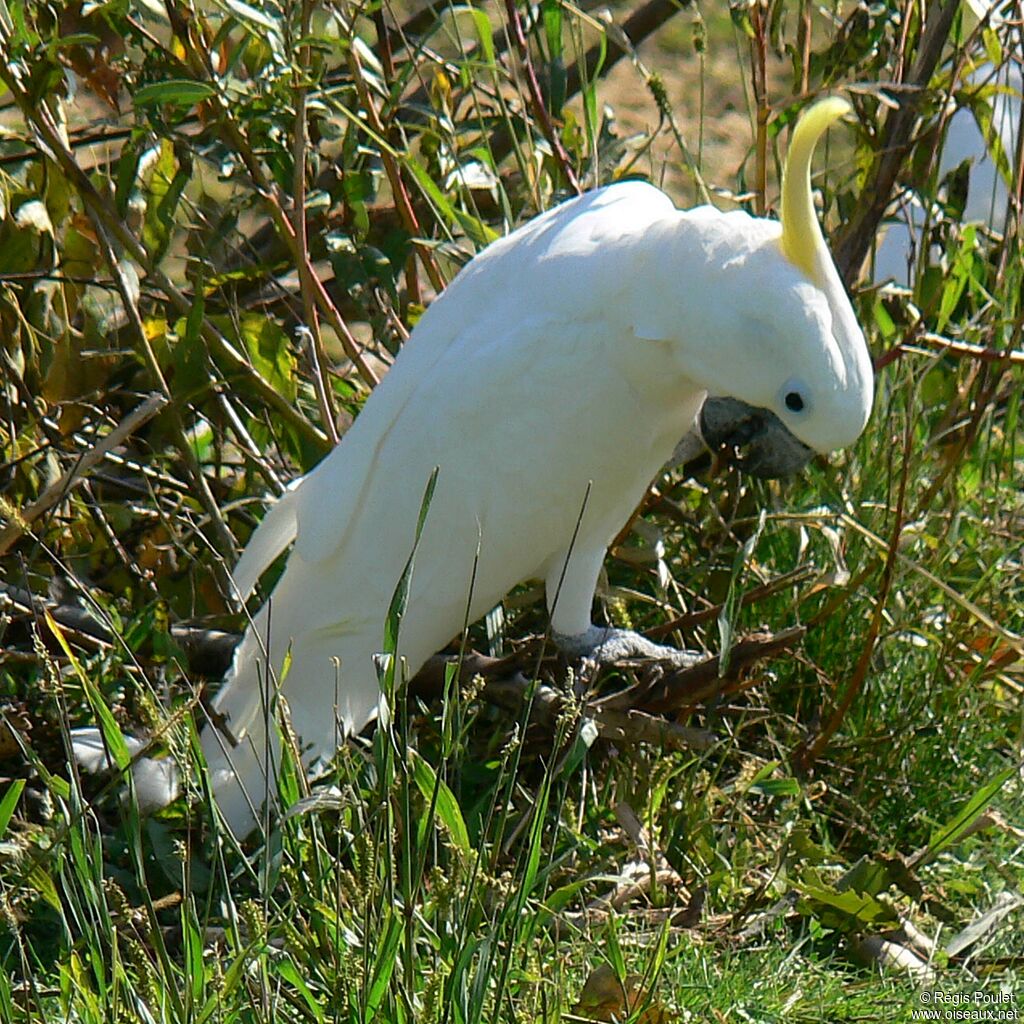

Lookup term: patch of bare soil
[597,16,793,207]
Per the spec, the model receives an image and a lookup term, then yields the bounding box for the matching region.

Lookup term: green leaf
[196,945,261,1024]
[465,6,495,65]
[142,140,188,262]
[750,777,801,798]
[557,720,595,779]
[134,80,216,108]
[409,750,472,855]
[917,763,1017,867]
[982,26,1002,67]
[0,956,14,1022]
[383,467,439,658]
[169,293,209,399]
[115,139,142,217]
[519,773,550,901]
[0,780,25,838]
[365,911,402,1021]
[181,904,205,1005]
[839,857,894,899]
[936,224,977,333]
[45,609,132,771]
[797,880,899,931]
[872,297,896,343]
[604,916,627,979]
[718,509,765,675]
[28,863,62,912]
[968,95,1014,189]
[48,33,101,51]
[237,314,298,402]
[580,33,607,145]
[274,957,324,1022]
[404,157,498,248]
[541,878,588,915]
[542,0,564,60]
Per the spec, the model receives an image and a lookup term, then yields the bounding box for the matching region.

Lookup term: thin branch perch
[0,394,168,557]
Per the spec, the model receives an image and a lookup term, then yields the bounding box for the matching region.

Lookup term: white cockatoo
[873,0,1021,285]
[78,97,873,836]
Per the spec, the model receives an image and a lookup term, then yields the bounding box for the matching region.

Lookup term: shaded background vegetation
[0,0,1021,1019]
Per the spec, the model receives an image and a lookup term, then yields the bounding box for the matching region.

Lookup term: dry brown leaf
[573,964,674,1023]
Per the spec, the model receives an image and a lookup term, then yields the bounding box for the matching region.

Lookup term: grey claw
[554,625,702,668]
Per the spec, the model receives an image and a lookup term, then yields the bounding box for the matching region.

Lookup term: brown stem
[878,333,1024,370]
[750,1,769,216]
[0,394,168,556]
[502,0,580,193]
[348,46,447,295]
[624,627,807,715]
[799,1,811,96]
[832,0,961,285]
[293,0,339,444]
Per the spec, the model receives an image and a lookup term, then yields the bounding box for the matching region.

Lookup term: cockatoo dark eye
[779,377,810,416]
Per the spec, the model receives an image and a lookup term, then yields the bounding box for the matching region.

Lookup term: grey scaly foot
[553,624,703,669]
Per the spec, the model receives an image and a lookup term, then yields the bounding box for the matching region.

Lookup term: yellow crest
[780,96,852,283]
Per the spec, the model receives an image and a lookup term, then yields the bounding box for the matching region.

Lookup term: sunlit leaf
[134,80,216,107]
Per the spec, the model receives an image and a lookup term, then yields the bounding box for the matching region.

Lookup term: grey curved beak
[699,397,814,479]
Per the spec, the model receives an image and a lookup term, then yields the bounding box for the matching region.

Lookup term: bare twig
[622,626,807,715]
[648,567,815,637]
[750,1,769,216]
[879,333,1024,369]
[596,709,716,751]
[0,394,167,557]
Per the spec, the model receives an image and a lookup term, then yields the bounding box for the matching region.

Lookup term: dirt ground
[579,6,793,207]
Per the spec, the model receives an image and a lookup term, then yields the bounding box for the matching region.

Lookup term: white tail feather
[201,720,277,837]
[200,609,389,835]
[230,481,302,602]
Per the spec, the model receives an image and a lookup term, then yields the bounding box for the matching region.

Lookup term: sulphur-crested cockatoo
[78,97,873,836]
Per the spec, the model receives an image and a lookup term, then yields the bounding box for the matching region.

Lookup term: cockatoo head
[663,98,873,478]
